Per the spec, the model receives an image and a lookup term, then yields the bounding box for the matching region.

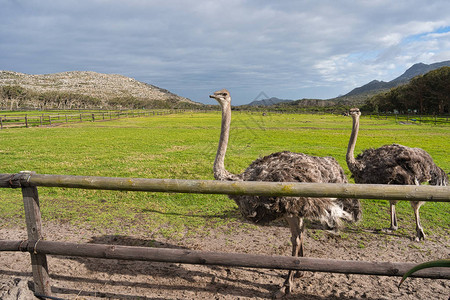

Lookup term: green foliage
[0,85,26,99]
[366,67,450,114]
[398,259,450,287]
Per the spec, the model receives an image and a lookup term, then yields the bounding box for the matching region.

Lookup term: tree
[367,67,450,114]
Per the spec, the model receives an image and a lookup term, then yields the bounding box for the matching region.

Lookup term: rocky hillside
[0,70,200,109]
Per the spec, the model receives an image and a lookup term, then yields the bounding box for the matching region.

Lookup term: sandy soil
[0,221,448,300]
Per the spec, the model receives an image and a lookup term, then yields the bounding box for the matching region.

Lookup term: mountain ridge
[340,60,450,98]
[247,97,292,106]
[244,60,450,106]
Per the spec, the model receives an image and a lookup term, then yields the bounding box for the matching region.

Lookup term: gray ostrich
[346,108,448,241]
[210,89,361,297]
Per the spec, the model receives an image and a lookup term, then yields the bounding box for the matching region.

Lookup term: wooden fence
[2,111,448,129]
[0,110,178,129]
[0,172,449,298]
[368,113,450,125]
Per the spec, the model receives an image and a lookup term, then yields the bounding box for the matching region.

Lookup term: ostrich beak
[209,94,216,99]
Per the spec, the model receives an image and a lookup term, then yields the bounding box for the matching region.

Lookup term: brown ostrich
[210,89,361,297]
[346,108,448,241]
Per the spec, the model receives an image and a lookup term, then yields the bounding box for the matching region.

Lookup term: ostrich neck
[214,102,234,181]
[346,115,361,173]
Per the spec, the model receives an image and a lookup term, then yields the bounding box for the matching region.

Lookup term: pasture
[0,111,449,299]
[0,111,449,237]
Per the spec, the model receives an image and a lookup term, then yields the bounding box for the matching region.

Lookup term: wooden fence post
[21,172,52,296]
[0,117,2,129]
[25,115,28,128]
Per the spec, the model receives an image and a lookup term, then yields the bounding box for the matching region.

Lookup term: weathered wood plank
[21,182,52,296]
[0,239,448,279]
[0,240,24,251]
[0,172,448,202]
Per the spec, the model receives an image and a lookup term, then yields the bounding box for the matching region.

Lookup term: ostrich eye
[222,93,227,96]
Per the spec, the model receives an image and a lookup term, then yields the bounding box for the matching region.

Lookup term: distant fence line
[367,113,449,125]
[0,110,187,129]
[1,110,448,129]
[235,110,450,125]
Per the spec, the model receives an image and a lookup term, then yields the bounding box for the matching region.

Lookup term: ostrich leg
[410,200,425,241]
[411,179,425,241]
[388,200,399,231]
[274,216,305,298]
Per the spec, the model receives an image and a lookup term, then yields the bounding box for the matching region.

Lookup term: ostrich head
[209,89,231,107]
[349,107,361,118]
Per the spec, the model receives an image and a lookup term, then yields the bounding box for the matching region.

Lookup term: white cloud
[0,0,449,104]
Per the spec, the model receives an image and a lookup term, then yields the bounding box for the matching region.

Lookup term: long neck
[214,102,234,180]
[346,114,360,173]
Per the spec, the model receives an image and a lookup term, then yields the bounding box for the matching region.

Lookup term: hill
[0,71,200,110]
[242,61,450,108]
[246,97,293,106]
[365,66,450,114]
[333,60,450,104]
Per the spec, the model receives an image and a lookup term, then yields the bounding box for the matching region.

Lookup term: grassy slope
[0,111,448,239]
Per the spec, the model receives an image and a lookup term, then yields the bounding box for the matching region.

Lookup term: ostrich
[346,108,448,241]
[210,89,361,297]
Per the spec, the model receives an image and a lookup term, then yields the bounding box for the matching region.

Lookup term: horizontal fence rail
[0,171,449,298]
[1,172,449,202]
[1,239,449,279]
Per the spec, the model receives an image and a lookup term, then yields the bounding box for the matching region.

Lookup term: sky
[1,0,450,105]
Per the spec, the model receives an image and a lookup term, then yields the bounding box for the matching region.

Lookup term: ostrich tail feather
[232,195,355,227]
[320,202,353,229]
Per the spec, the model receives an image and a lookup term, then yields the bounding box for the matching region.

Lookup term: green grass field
[0,111,449,239]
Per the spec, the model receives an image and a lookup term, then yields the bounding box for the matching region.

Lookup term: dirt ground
[0,221,448,300]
